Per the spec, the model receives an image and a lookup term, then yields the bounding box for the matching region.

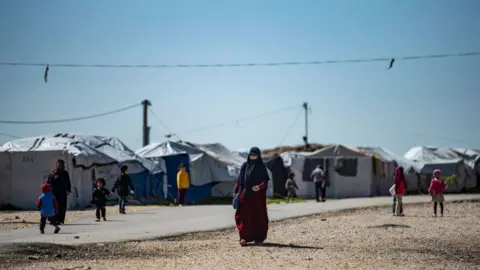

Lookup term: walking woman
[393,166,406,217]
[233,147,270,246]
[176,163,190,206]
[47,159,71,224]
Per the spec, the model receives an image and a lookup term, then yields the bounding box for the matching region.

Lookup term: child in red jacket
[37,184,61,234]
[428,169,447,217]
[393,166,406,217]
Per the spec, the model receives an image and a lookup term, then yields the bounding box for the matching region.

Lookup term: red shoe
[239,239,247,246]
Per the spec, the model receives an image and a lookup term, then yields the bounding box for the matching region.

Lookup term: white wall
[10,151,69,209]
[0,150,110,210]
[330,157,373,198]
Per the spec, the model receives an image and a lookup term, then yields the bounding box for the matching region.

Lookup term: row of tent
[0,134,166,210]
[0,134,272,210]
[1,133,479,210]
[277,145,479,199]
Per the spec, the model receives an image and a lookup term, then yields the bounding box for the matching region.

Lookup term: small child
[428,169,447,217]
[36,184,60,234]
[285,172,299,203]
[92,178,111,222]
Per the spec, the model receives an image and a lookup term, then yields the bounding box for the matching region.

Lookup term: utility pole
[302,101,309,150]
[142,99,152,147]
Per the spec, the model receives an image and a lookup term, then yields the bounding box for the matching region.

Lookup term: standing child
[92,178,111,222]
[113,165,135,214]
[176,163,190,206]
[36,184,61,234]
[285,172,299,203]
[393,166,406,217]
[428,169,447,217]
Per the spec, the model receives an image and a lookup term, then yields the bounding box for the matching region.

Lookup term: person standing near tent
[112,165,135,214]
[176,163,190,206]
[47,159,71,225]
[285,172,299,203]
[311,165,327,202]
[428,169,447,217]
[233,147,270,246]
[393,166,406,217]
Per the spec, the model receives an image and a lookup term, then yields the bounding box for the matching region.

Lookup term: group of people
[392,166,448,217]
[37,148,449,244]
[37,160,136,233]
[284,164,330,203]
[233,147,450,247]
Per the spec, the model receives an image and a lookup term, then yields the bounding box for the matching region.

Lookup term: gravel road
[1,201,479,270]
[0,205,161,231]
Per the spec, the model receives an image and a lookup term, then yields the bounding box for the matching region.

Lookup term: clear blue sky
[1,0,479,155]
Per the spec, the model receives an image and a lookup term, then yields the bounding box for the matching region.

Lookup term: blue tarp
[162,153,212,203]
[129,171,164,199]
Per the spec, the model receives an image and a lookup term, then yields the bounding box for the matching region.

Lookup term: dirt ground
[0,205,161,231]
[1,201,479,270]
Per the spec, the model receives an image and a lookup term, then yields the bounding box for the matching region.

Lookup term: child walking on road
[113,165,135,214]
[37,184,61,234]
[92,178,111,222]
[428,169,447,217]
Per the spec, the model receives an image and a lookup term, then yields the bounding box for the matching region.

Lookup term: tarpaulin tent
[136,141,273,203]
[358,146,420,195]
[404,146,477,192]
[281,144,375,199]
[0,133,165,209]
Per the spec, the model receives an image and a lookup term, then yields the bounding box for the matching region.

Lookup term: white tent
[404,146,477,192]
[0,133,164,209]
[281,144,374,199]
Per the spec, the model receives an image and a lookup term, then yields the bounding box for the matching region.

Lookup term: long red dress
[234,179,269,243]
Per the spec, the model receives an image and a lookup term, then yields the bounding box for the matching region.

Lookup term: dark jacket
[47,170,72,197]
[92,188,111,206]
[112,174,135,197]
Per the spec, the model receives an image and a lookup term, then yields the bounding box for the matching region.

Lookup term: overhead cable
[1,51,478,69]
[177,104,301,136]
[0,103,140,124]
[148,108,181,140]
[277,108,304,146]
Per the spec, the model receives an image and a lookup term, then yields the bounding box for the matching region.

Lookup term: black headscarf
[239,147,270,195]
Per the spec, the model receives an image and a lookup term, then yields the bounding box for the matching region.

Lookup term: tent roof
[358,146,418,172]
[404,146,463,164]
[307,144,369,158]
[136,141,247,168]
[135,141,203,158]
[0,133,162,173]
[187,142,245,167]
[404,146,480,170]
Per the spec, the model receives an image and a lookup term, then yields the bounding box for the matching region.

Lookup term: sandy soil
[1,201,479,270]
[0,205,161,231]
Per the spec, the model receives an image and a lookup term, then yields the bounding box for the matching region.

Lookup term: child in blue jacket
[37,184,61,234]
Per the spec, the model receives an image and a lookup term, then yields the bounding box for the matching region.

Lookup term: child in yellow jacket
[177,163,190,206]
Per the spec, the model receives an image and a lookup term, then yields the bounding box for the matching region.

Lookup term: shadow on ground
[367,224,411,229]
[254,242,322,249]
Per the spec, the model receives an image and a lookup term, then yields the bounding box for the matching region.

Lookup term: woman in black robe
[47,159,71,224]
[233,147,270,246]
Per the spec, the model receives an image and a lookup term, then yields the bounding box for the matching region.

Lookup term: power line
[1,51,479,69]
[278,108,304,146]
[148,108,181,140]
[0,132,21,139]
[0,103,140,124]
[177,105,301,136]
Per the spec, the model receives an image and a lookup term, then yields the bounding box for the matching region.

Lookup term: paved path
[0,194,478,246]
